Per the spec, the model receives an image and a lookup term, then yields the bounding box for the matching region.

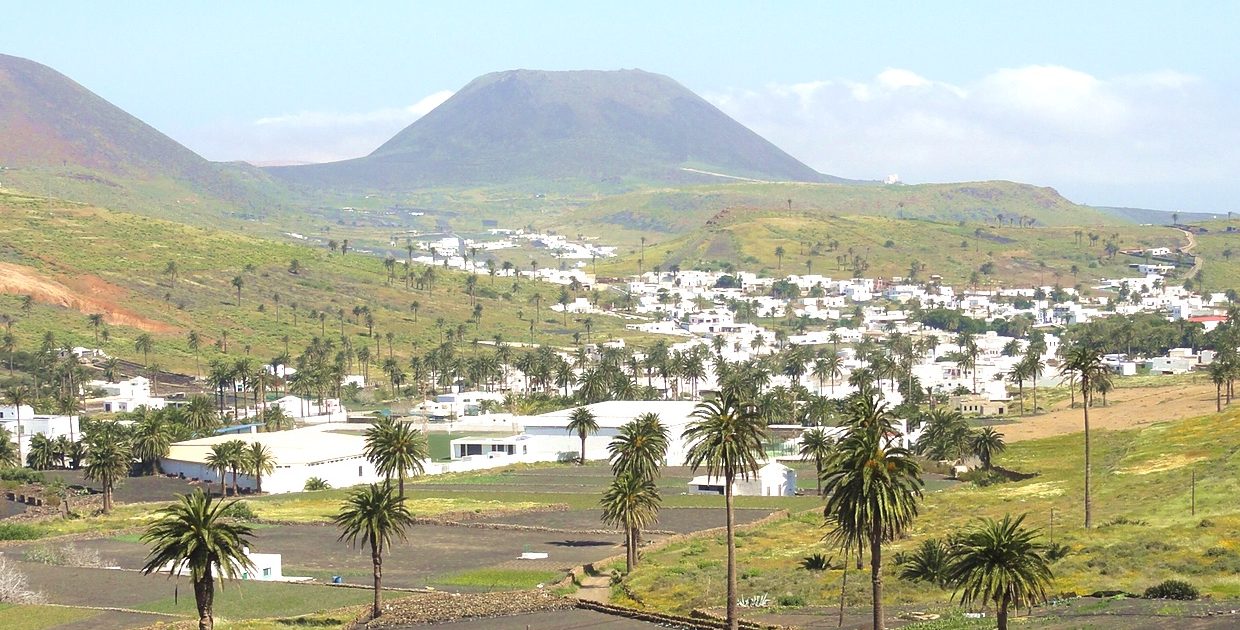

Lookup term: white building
[164,547,292,582]
[688,461,797,497]
[160,424,383,494]
[93,376,166,412]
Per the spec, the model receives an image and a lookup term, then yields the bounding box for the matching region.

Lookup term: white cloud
[704,65,1237,211]
[194,90,455,164]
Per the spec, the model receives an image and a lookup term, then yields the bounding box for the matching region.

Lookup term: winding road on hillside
[1178,227,1203,277]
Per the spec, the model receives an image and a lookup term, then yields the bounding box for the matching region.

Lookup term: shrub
[221,500,257,521]
[1103,516,1149,527]
[0,469,44,484]
[23,543,107,568]
[0,556,43,603]
[303,477,330,491]
[0,523,43,541]
[1045,542,1072,563]
[777,594,806,607]
[1144,580,1199,600]
[801,553,831,571]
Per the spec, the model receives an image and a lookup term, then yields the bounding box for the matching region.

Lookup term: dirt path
[1178,227,1202,276]
[575,573,614,603]
[1004,381,1218,442]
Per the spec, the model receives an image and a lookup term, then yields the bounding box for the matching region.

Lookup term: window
[263,568,271,577]
[358,466,363,477]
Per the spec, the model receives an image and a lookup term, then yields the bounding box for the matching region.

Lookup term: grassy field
[434,568,566,590]
[134,581,374,618]
[0,604,94,630]
[616,403,1240,615]
[0,190,648,379]
[246,492,552,523]
[1192,219,1240,293]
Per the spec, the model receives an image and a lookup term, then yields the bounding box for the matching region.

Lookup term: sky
[4,1,1238,212]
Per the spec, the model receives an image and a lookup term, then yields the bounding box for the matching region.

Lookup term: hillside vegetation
[596,213,1184,287]
[618,403,1240,614]
[0,191,638,376]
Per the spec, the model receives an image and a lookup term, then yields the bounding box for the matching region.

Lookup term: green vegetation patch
[432,568,566,590]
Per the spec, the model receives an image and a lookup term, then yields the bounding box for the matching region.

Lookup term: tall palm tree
[945,514,1053,630]
[132,414,172,475]
[222,439,247,496]
[608,412,669,481]
[683,391,767,630]
[185,395,218,434]
[1058,343,1109,529]
[246,442,277,494]
[141,489,255,630]
[970,426,1006,470]
[566,406,599,465]
[363,419,428,498]
[204,443,231,497]
[84,427,132,513]
[600,472,661,570]
[822,393,923,630]
[3,386,30,464]
[134,333,154,367]
[798,427,833,496]
[333,483,415,620]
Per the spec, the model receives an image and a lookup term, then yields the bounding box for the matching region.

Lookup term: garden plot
[477,506,777,534]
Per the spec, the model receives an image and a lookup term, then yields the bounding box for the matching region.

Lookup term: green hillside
[621,400,1240,613]
[0,54,289,225]
[0,191,639,378]
[268,69,840,192]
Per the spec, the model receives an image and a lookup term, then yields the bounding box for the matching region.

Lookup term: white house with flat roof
[160,424,382,494]
[688,461,797,497]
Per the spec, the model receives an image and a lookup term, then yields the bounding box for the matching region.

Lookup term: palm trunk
[837,556,848,627]
[398,474,405,499]
[1018,381,1025,415]
[870,523,884,630]
[626,525,637,570]
[231,468,238,496]
[724,473,738,630]
[371,543,383,619]
[1083,384,1093,529]
[998,595,1010,630]
[815,459,823,496]
[219,473,226,497]
[580,435,587,465]
[256,471,263,494]
[1031,380,1038,414]
[195,568,215,630]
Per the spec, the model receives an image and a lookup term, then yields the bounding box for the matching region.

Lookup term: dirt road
[1004,380,1219,442]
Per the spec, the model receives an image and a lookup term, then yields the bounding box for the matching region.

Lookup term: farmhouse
[160,424,383,494]
[91,376,166,412]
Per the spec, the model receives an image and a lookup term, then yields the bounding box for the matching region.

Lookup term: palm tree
[141,489,255,630]
[798,427,833,496]
[231,275,244,306]
[135,333,154,366]
[683,391,767,630]
[88,313,104,344]
[333,483,415,620]
[222,439,246,496]
[132,414,172,475]
[899,538,952,588]
[205,443,231,497]
[821,393,923,630]
[363,419,428,498]
[566,406,599,465]
[600,472,661,570]
[26,434,57,470]
[84,427,132,513]
[185,395,217,433]
[2,386,30,464]
[1058,343,1109,529]
[608,413,669,482]
[970,426,1006,470]
[246,442,276,494]
[945,514,1053,630]
[0,426,18,468]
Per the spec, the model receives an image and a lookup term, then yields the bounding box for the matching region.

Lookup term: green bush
[801,553,831,571]
[0,468,45,484]
[222,500,257,520]
[0,522,43,540]
[1144,580,1199,600]
[777,594,806,607]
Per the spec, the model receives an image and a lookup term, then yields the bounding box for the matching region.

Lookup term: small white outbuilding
[688,461,797,497]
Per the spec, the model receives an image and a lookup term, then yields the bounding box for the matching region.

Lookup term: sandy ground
[0,261,175,332]
[1003,381,1220,442]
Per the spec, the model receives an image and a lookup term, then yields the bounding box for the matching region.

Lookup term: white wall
[161,454,385,494]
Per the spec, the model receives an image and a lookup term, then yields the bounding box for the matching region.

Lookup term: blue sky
[5,2,1238,211]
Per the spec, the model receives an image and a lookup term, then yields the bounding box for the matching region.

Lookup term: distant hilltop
[266,68,847,191]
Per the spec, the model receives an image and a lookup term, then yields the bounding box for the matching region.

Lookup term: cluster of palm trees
[601,411,669,570]
[203,440,277,495]
[2,330,92,417]
[914,408,1007,471]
